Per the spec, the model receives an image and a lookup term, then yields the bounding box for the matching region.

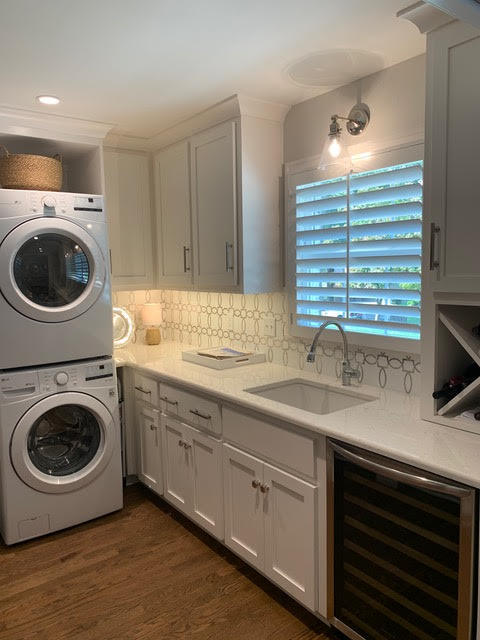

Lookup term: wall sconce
[327,102,370,158]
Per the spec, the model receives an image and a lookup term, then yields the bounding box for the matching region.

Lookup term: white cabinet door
[223,444,264,570]
[263,463,316,610]
[103,149,154,289]
[136,402,163,495]
[426,22,480,293]
[185,425,223,540]
[161,417,191,514]
[190,121,238,289]
[154,141,194,288]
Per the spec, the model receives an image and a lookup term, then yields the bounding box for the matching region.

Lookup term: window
[292,158,423,343]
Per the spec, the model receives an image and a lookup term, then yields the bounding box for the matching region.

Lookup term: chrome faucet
[306,320,360,386]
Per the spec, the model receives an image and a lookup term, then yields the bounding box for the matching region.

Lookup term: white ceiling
[0,0,425,139]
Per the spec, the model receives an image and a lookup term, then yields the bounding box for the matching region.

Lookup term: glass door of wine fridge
[327,439,477,640]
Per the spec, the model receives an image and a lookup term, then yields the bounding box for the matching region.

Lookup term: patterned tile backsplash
[114,289,421,395]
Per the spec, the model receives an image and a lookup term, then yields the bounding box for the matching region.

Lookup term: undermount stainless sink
[245,379,376,415]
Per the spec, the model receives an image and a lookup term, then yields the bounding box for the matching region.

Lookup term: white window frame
[285,141,424,354]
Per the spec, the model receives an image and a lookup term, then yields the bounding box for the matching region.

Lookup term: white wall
[284,54,425,163]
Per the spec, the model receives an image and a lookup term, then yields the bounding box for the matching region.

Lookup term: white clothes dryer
[0,189,113,369]
[0,358,123,545]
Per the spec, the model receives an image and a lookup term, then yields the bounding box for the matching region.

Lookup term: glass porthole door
[0,218,105,322]
[27,405,101,477]
[10,393,115,493]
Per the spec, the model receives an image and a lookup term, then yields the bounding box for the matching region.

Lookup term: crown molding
[103,131,151,151]
[397,1,455,33]
[149,95,240,150]
[237,94,290,123]
[423,0,480,30]
[149,94,289,151]
[0,105,113,144]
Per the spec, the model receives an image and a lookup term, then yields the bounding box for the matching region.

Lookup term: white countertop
[115,342,480,488]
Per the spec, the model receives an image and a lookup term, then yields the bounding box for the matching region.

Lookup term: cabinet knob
[251,479,261,489]
[260,483,270,493]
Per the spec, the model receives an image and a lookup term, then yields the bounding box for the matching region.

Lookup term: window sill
[290,323,421,355]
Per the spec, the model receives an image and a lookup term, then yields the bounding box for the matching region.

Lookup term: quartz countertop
[115,342,480,488]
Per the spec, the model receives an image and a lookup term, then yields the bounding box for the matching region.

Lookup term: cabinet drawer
[223,407,315,477]
[134,373,159,406]
[159,383,183,417]
[181,388,221,435]
[160,383,221,435]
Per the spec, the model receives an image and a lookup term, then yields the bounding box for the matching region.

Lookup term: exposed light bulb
[328,137,342,158]
[36,95,60,105]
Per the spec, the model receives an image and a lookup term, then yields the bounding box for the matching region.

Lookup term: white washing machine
[0,358,123,545]
[0,188,113,370]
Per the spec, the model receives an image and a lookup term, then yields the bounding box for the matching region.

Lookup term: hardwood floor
[0,485,337,640]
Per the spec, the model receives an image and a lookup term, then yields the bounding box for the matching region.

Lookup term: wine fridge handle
[329,440,472,497]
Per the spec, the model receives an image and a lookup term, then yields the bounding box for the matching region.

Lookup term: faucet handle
[342,362,361,386]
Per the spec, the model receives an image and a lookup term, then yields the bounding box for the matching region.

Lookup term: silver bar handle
[189,408,212,420]
[225,241,234,272]
[429,222,440,270]
[161,396,178,406]
[183,246,190,272]
[329,440,473,497]
[135,386,151,396]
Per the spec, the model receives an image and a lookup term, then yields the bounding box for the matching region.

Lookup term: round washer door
[10,392,116,494]
[0,218,106,322]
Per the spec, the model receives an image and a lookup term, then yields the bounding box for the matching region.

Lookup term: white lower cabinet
[223,444,265,570]
[161,416,224,540]
[136,402,163,496]
[223,443,317,610]
[162,418,190,512]
[263,462,316,609]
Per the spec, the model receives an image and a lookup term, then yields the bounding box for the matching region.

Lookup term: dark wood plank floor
[0,485,337,640]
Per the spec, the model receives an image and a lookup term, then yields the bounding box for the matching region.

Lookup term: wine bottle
[432,364,480,401]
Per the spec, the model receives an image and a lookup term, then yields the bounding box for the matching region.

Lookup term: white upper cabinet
[190,121,238,289]
[103,148,154,290]
[154,141,194,288]
[424,21,480,293]
[152,98,284,293]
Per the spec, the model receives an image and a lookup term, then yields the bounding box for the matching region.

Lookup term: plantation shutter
[295,160,422,340]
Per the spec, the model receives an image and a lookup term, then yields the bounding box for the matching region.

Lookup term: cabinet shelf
[435,307,480,417]
[438,310,480,367]
[436,374,480,416]
[0,133,103,195]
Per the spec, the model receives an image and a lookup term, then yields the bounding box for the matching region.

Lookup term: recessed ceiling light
[36,95,60,105]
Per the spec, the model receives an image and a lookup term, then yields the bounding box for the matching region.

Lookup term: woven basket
[0,146,62,191]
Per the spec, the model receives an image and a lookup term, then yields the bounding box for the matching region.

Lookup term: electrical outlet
[262,318,276,337]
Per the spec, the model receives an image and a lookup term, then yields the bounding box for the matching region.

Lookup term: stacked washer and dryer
[0,188,123,545]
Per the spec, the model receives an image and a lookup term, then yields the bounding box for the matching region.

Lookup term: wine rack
[434,306,480,424]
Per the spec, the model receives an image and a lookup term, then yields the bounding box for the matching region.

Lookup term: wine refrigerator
[327,439,477,640]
